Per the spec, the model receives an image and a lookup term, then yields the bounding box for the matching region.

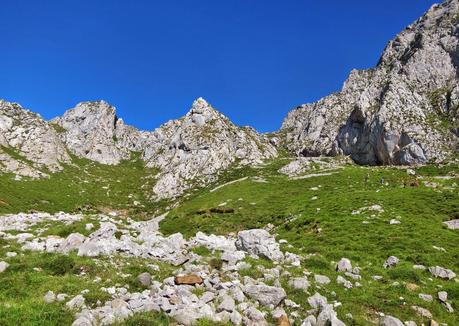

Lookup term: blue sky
[0,0,437,132]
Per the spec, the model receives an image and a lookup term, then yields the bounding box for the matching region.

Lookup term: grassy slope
[0,154,163,216]
[161,160,459,325]
[0,155,458,325]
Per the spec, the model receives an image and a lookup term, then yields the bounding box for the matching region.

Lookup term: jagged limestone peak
[52,100,146,165]
[185,97,227,127]
[282,0,459,165]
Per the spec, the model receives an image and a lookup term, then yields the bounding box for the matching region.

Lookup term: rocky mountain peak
[185,97,227,127]
[143,99,277,199]
[0,99,70,177]
[52,101,146,165]
[282,0,459,165]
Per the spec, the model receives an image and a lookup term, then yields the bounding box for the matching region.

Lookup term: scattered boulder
[243,284,286,307]
[243,306,268,326]
[137,272,152,287]
[428,266,456,280]
[314,274,331,285]
[288,277,310,291]
[444,219,459,230]
[438,291,448,302]
[217,295,235,313]
[43,291,56,304]
[336,276,353,289]
[66,295,85,310]
[235,229,284,261]
[336,258,352,272]
[308,293,327,310]
[277,314,291,326]
[411,306,433,319]
[383,256,399,269]
[174,274,204,285]
[419,294,433,302]
[0,261,9,273]
[380,315,404,326]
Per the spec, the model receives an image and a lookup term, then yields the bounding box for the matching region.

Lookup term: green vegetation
[0,145,35,167]
[0,153,458,325]
[161,160,459,325]
[0,153,164,217]
[50,123,67,134]
[0,237,176,325]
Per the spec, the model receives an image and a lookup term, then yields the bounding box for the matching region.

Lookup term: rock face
[0,100,71,177]
[0,97,276,199]
[282,0,459,165]
[52,101,149,165]
[143,98,277,199]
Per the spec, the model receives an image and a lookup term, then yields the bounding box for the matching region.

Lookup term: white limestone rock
[0,100,70,177]
[282,0,459,165]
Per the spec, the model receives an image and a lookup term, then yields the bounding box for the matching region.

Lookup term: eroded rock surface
[143,98,277,199]
[0,100,71,177]
[282,0,459,165]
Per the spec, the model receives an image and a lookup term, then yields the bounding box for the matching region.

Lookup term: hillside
[0,1,458,326]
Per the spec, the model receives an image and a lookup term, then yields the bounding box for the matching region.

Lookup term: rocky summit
[282,0,459,165]
[0,97,276,199]
[0,1,459,326]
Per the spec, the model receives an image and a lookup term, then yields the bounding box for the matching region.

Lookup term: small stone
[380,315,404,326]
[6,252,17,257]
[336,258,352,272]
[404,322,417,326]
[406,283,419,292]
[43,291,56,303]
[429,266,456,280]
[66,295,85,310]
[411,306,432,319]
[419,294,433,302]
[314,274,331,285]
[288,277,310,291]
[413,264,426,270]
[243,284,286,307]
[438,291,448,302]
[174,274,204,285]
[336,275,352,289]
[383,256,399,269]
[0,261,9,273]
[218,295,235,312]
[56,293,67,302]
[307,292,327,310]
[277,314,290,326]
[137,272,152,287]
[271,308,286,320]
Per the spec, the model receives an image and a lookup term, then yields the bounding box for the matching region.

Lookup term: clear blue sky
[0,0,438,132]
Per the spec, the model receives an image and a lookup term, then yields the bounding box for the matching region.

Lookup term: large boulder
[235,229,284,261]
[243,284,286,307]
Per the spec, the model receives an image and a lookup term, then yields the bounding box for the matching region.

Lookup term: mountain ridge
[1,0,459,197]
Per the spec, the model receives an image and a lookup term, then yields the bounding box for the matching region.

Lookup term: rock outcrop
[0,97,276,199]
[142,98,277,199]
[282,0,459,165]
[51,101,150,165]
[0,100,71,177]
